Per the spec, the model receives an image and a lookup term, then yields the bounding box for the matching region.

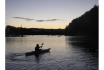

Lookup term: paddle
[40,43,44,49]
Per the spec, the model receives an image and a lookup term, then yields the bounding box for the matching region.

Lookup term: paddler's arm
[40,46,42,49]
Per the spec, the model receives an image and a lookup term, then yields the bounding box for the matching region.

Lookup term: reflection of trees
[68,37,98,52]
[5,25,65,37]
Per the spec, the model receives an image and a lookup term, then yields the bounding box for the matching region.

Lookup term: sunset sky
[6,0,98,29]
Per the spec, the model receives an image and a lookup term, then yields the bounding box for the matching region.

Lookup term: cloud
[36,20,45,22]
[13,17,66,22]
[13,17,34,21]
[36,19,64,22]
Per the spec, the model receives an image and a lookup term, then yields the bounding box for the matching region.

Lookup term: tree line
[5,25,65,37]
[65,5,98,37]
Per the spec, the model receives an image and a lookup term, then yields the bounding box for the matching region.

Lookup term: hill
[65,5,98,36]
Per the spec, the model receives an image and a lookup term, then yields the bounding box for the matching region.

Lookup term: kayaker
[35,44,41,51]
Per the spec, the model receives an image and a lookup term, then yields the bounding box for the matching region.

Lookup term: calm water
[6,35,98,70]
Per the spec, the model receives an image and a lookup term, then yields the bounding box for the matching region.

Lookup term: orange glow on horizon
[6,20,69,29]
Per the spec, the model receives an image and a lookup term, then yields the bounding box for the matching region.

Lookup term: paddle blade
[42,43,44,45]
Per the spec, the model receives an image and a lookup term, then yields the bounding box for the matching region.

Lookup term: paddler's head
[36,44,39,47]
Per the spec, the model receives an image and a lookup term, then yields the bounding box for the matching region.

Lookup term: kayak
[25,48,51,56]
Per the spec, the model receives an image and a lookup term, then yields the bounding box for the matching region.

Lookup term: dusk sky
[6,0,98,29]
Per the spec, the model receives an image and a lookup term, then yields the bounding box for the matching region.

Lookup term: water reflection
[25,51,50,63]
[65,36,98,70]
[66,36,98,52]
[6,35,98,70]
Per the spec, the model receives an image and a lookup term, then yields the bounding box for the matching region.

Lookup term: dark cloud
[36,19,63,22]
[13,17,34,21]
[36,20,45,22]
[13,17,65,22]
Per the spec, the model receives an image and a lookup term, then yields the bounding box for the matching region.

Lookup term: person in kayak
[35,44,41,51]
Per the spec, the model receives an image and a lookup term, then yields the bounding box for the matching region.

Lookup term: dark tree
[65,5,98,37]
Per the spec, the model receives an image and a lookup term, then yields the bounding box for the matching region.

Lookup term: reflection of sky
[6,0,98,29]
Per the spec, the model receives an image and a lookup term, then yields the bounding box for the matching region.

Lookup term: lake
[6,35,98,70]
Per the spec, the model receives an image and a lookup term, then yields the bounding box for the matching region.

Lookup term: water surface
[6,35,98,70]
